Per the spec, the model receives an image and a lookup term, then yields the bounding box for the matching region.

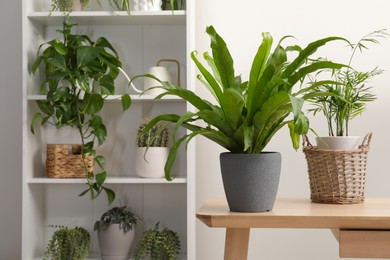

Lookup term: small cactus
[137,119,168,147]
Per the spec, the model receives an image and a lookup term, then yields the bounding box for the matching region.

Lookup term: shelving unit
[22,1,195,259]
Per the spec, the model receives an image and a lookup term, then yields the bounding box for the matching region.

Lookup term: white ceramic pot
[315,136,361,150]
[136,147,169,178]
[147,0,162,11]
[97,224,135,260]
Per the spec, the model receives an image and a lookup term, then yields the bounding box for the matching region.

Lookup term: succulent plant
[137,119,168,147]
[94,206,140,234]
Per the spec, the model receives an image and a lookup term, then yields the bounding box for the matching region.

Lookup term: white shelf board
[27,11,186,25]
[27,94,185,102]
[27,176,187,184]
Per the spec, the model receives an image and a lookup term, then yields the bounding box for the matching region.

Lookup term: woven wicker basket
[302,133,372,204]
[46,144,93,178]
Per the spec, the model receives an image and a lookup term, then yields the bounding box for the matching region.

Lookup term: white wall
[195,0,390,259]
[0,1,22,259]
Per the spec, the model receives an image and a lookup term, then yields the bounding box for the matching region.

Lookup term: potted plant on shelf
[31,16,132,204]
[51,0,90,12]
[43,225,90,260]
[94,206,141,260]
[307,29,387,150]
[134,222,181,260]
[133,25,349,212]
[108,0,181,13]
[136,118,169,178]
[302,29,388,204]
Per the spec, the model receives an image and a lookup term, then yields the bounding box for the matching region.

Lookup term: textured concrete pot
[97,224,135,260]
[220,152,282,212]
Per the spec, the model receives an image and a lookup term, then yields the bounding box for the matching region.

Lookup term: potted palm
[44,225,90,260]
[307,29,387,150]
[31,17,132,204]
[302,29,387,204]
[134,222,181,260]
[134,25,349,212]
[136,119,169,178]
[94,206,141,260]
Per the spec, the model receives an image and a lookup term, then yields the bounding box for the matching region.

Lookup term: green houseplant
[43,225,90,260]
[94,206,140,260]
[31,17,131,204]
[302,30,387,205]
[134,25,349,212]
[51,0,90,12]
[136,119,169,178]
[307,29,387,149]
[134,222,181,260]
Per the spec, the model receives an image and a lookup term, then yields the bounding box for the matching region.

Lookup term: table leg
[224,228,250,260]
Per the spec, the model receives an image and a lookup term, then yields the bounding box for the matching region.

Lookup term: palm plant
[134,25,349,180]
[307,29,387,136]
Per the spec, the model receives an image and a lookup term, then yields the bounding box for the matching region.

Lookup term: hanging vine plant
[31,16,131,204]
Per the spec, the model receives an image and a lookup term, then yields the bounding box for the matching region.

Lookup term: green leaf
[282,36,350,78]
[103,187,115,205]
[220,88,244,130]
[32,55,43,74]
[95,37,118,57]
[92,125,107,146]
[248,32,273,90]
[99,75,115,95]
[89,115,103,129]
[77,46,102,68]
[83,93,104,114]
[30,112,41,134]
[47,55,66,71]
[95,171,107,186]
[78,188,90,197]
[288,121,300,150]
[52,40,67,55]
[191,51,222,102]
[206,26,236,90]
[94,155,105,169]
[121,94,131,111]
[289,95,304,121]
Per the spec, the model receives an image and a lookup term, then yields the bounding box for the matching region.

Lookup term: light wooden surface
[224,228,250,260]
[197,198,390,259]
[197,197,390,229]
[339,229,390,258]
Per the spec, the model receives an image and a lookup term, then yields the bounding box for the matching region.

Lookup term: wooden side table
[196,198,390,259]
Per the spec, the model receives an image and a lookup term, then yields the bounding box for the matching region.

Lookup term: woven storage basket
[302,133,372,204]
[46,144,93,178]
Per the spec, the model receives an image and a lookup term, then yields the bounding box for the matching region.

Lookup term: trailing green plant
[134,222,181,260]
[132,25,349,180]
[51,0,90,12]
[162,0,184,10]
[102,0,182,14]
[94,206,140,233]
[43,225,90,260]
[31,16,132,204]
[137,119,169,147]
[307,29,388,136]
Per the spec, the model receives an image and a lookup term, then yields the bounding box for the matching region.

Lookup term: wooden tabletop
[196,198,390,230]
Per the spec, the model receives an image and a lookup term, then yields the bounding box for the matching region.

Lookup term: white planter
[97,224,135,260]
[147,0,162,11]
[136,147,168,178]
[315,136,361,150]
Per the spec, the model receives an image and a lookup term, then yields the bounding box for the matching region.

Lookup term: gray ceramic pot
[220,152,282,212]
[97,224,135,260]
